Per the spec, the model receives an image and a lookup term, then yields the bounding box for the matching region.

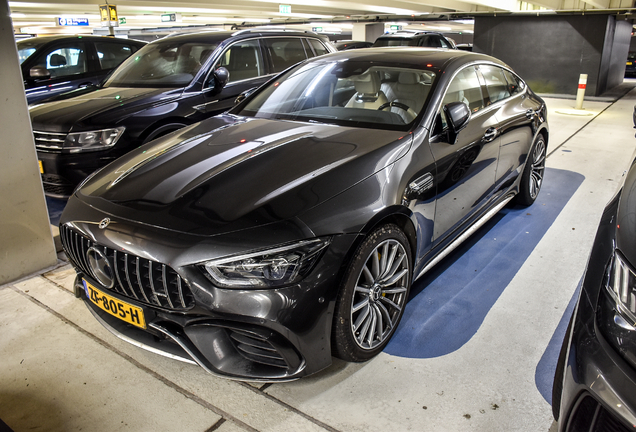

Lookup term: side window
[442,66,484,113]
[502,69,526,95]
[418,36,433,47]
[38,44,87,78]
[263,38,307,74]
[95,43,133,70]
[438,37,450,49]
[216,40,263,83]
[307,39,330,57]
[480,65,511,104]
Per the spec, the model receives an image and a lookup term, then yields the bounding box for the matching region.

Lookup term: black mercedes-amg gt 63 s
[60,47,548,381]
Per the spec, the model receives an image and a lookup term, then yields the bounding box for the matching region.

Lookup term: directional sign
[57,17,89,26]
[279,4,292,14]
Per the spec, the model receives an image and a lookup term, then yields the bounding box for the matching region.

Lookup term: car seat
[345,71,388,110]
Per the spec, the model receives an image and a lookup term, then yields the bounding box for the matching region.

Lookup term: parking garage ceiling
[8,0,636,36]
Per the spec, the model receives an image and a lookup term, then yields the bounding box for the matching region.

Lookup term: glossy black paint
[555,158,636,431]
[32,30,334,197]
[19,36,145,104]
[61,48,548,381]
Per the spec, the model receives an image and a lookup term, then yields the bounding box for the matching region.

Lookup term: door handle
[483,127,498,142]
[525,109,535,119]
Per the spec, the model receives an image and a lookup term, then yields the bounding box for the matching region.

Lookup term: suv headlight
[64,127,125,153]
[606,250,636,326]
[201,238,331,288]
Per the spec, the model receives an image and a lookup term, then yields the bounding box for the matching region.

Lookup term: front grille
[34,130,67,150]
[229,329,288,369]
[60,224,194,311]
[42,174,74,196]
[566,395,633,432]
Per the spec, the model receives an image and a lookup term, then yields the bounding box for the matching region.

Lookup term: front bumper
[61,199,358,381]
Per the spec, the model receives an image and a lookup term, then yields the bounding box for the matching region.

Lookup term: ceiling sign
[279,4,292,14]
[99,4,118,22]
[57,17,89,26]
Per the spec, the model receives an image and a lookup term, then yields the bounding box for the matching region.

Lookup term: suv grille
[566,395,632,432]
[41,174,75,197]
[34,130,67,150]
[61,225,195,311]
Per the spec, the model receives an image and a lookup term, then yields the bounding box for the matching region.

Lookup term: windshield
[234,61,436,131]
[17,39,44,64]
[103,40,218,87]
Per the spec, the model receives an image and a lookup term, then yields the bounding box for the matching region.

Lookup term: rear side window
[443,66,484,113]
[502,69,526,95]
[263,38,308,74]
[480,65,511,104]
[95,43,134,70]
[216,40,264,82]
[307,39,330,56]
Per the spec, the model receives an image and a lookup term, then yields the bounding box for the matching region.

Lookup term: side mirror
[30,66,50,79]
[234,87,258,105]
[443,101,470,144]
[207,67,229,95]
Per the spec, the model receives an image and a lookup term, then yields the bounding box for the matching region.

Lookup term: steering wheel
[377,101,418,122]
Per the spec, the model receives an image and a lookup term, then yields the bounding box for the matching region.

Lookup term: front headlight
[64,127,125,153]
[606,250,636,326]
[201,238,331,288]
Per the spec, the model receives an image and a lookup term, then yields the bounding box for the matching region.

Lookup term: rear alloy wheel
[515,134,546,206]
[332,224,412,361]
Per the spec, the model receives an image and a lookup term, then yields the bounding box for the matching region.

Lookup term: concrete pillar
[352,22,384,43]
[0,0,58,284]
[474,14,632,96]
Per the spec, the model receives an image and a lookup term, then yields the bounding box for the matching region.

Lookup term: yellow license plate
[83,279,146,329]
[628,62,633,65]
[38,160,43,174]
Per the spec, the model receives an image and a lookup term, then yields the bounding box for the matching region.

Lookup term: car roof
[376,31,445,39]
[310,47,507,70]
[17,35,144,45]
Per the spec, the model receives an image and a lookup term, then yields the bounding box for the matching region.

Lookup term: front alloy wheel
[333,224,412,361]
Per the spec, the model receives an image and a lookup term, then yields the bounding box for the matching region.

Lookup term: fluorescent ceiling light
[10,13,26,18]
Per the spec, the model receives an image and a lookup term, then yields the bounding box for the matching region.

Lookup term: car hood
[76,114,412,236]
[29,86,181,132]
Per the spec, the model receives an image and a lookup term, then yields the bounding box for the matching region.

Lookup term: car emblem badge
[99,218,111,229]
[86,247,114,289]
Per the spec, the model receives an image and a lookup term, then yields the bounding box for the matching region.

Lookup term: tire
[552,312,574,421]
[332,224,412,362]
[515,134,546,206]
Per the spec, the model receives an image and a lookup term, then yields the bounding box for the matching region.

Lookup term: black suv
[372,31,456,49]
[18,35,145,104]
[30,30,334,197]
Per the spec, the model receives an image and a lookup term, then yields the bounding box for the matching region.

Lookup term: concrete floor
[2,83,636,432]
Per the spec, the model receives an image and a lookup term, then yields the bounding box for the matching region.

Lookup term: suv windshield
[235,60,436,131]
[17,39,44,64]
[104,40,218,87]
[373,38,416,47]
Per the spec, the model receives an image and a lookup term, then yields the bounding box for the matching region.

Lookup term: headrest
[398,72,419,85]
[50,54,67,67]
[352,72,381,95]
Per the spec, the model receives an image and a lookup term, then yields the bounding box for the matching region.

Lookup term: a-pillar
[0,0,58,284]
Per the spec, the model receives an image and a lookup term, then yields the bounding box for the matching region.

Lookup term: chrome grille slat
[60,225,194,311]
[33,130,68,150]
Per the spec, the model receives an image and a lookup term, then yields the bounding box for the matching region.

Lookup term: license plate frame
[83,279,146,329]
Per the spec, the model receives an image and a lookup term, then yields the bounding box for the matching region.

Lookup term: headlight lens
[201,238,331,288]
[64,127,125,153]
[606,250,636,326]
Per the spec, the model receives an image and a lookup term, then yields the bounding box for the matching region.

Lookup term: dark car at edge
[18,35,145,104]
[59,47,548,381]
[30,29,334,197]
[552,153,636,428]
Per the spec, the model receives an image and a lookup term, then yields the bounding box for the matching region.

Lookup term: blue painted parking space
[386,167,585,360]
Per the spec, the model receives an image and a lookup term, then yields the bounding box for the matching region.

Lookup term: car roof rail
[232,27,318,36]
